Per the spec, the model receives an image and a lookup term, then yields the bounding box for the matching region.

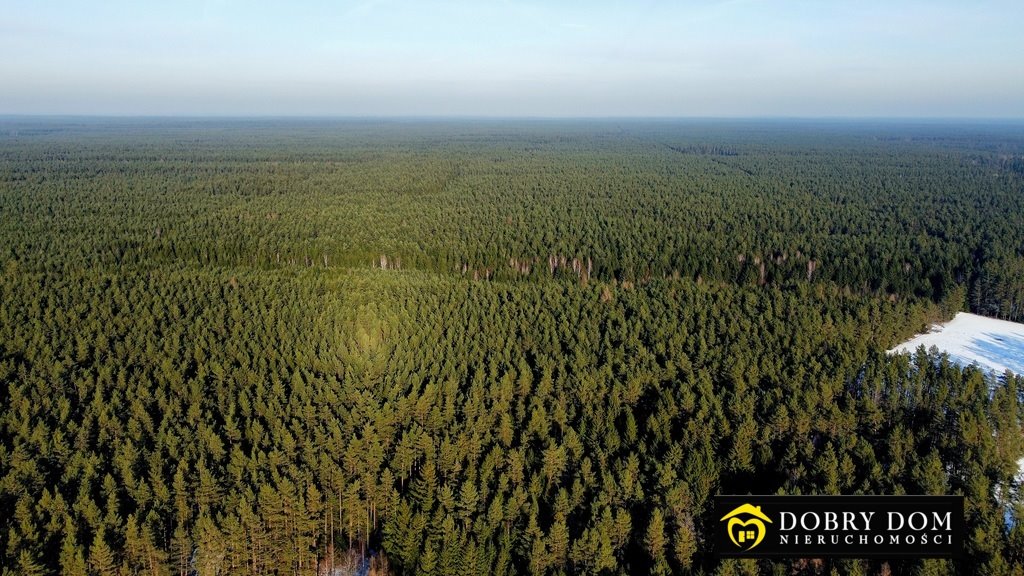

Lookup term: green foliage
[0,120,1022,575]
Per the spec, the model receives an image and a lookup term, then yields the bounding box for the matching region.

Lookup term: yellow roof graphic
[720,503,772,523]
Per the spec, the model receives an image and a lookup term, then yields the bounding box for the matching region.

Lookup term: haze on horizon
[2,0,1023,118]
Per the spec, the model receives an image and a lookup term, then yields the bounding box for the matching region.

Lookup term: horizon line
[2,114,1024,123]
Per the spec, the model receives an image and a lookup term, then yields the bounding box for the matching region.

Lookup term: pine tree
[418,541,438,576]
[60,531,89,576]
[645,508,668,572]
[548,511,570,568]
[88,530,117,576]
[16,550,45,576]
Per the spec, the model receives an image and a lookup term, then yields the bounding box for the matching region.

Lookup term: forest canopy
[1,119,1023,575]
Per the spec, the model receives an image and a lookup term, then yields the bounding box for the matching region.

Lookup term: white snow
[888,312,1024,485]
[887,312,1024,376]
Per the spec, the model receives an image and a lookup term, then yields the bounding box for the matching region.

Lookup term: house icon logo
[720,503,773,551]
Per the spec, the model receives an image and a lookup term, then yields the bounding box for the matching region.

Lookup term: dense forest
[1,119,1023,575]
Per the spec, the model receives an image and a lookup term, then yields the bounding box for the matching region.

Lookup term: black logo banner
[713,495,964,558]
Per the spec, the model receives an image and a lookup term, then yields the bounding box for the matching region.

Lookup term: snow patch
[890,312,1024,491]
[887,312,1024,376]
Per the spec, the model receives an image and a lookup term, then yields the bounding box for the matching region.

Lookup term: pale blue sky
[2,0,1022,117]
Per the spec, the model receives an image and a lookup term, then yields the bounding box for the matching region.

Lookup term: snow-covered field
[887,312,1024,376]
[888,312,1024,483]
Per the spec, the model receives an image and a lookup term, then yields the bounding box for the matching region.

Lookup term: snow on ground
[887,312,1024,376]
[889,312,1024,488]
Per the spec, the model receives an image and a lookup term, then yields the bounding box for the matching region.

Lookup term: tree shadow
[963,332,1024,376]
